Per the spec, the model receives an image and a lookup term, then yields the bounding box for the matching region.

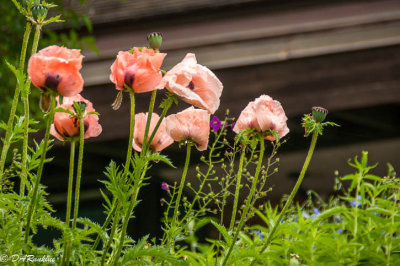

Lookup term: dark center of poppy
[55,119,90,140]
[124,72,135,88]
[44,73,61,92]
[188,81,195,90]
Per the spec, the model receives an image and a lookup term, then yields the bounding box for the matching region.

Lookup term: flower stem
[61,140,75,265]
[124,90,135,174]
[100,208,120,266]
[168,143,192,248]
[92,199,118,250]
[109,163,149,265]
[249,131,319,266]
[222,136,264,266]
[93,90,136,251]
[20,25,42,194]
[0,22,32,179]
[229,145,246,232]
[24,95,56,244]
[65,140,76,226]
[72,116,85,229]
[141,90,157,155]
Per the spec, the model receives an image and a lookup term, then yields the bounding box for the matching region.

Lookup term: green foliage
[0,0,97,127]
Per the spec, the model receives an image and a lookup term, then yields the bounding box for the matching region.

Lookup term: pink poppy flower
[157,53,223,114]
[110,47,166,93]
[165,107,210,151]
[233,95,289,141]
[28,45,84,97]
[50,94,102,141]
[132,112,173,152]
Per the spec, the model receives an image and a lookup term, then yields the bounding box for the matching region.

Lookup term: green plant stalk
[100,208,119,266]
[229,145,246,232]
[93,90,136,250]
[222,137,264,266]
[65,140,76,226]
[0,22,32,178]
[144,95,172,154]
[249,131,318,266]
[109,164,149,265]
[353,171,362,239]
[123,90,135,174]
[64,117,85,264]
[61,140,75,265]
[168,143,192,249]
[176,123,226,230]
[92,199,118,250]
[24,96,56,244]
[72,116,85,229]
[20,25,42,194]
[141,90,157,155]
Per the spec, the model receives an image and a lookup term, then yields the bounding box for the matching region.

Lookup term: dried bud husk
[40,93,51,113]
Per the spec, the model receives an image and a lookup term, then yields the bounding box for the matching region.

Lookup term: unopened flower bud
[312,106,328,122]
[32,4,48,21]
[147,32,162,51]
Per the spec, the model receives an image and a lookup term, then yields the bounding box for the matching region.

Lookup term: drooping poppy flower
[132,112,173,152]
[28,45,84,97]
[157,53,223,114]
[165,107,210,151]
[50,94,102,141]
[233,95,289,141]
[110,47,166,93]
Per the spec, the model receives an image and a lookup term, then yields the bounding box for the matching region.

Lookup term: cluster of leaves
[181,152,400,265]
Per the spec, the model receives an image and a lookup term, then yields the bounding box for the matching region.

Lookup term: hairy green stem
[249,131,318,266]
[93,90,136,251]
[65,140,76,226]
[72,116,85,229]
[229,145,246,232]
[64,116,85,264]
[168,143,192,248]
[24,96,55,244]
[124,90,135,174]
[222,136,265,266]
[20,24,42,195]
[100,207,119,266]
[61,140,76,265]
[0,22,32,178]
[92,199,118,250]
[109,164,149,265]
[141,90,157,155]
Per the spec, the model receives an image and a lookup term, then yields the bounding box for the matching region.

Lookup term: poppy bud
[32,4,48,21]
[147,32,162,51]
[312,107,328,122]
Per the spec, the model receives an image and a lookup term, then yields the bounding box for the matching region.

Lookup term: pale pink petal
[166,107,210,151]
[159,53,223,114]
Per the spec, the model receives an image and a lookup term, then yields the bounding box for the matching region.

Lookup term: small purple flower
[231,121,236,129]
[337,228,343,234]
[255,230,263,239]
[161,182,169,191]
[210,116,222,132]
[350,195,362,207]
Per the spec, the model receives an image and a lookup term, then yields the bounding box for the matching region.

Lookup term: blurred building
[41,0,400,241]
